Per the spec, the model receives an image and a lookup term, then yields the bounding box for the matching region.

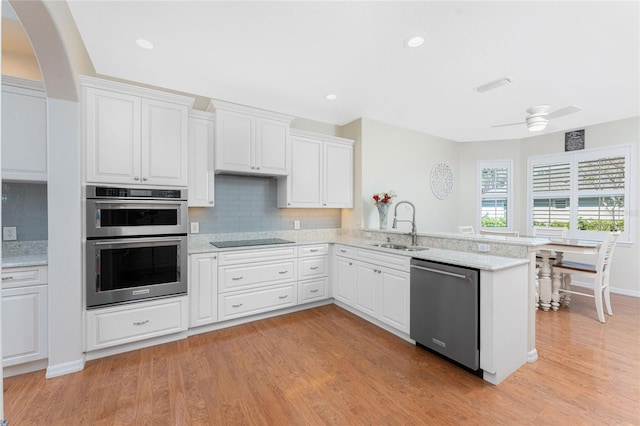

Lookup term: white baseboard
[45,357,85,379]
[569,280,640,298]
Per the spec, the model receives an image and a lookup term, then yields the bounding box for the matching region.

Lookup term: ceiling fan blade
[492,121,525,128]
[546,105,582,119]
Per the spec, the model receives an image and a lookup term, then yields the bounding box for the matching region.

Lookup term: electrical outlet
[294,220,300,230]
[3,227,17,241]
[478,243,491,252]
[190,222,199,234]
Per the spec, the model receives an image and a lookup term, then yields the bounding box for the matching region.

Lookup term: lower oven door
[86,235,187,308]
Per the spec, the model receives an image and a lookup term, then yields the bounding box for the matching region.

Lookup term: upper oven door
[86,199,188,238]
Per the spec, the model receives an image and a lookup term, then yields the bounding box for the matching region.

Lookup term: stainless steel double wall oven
[85,185,188,308]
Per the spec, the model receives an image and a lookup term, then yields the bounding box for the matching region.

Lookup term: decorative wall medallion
[430,162,454,200]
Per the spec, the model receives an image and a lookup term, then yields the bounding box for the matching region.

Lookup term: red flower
[373,195,380,202]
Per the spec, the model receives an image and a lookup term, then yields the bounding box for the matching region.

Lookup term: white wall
[348,118,460,233]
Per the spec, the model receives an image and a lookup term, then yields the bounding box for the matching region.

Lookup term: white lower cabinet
[218,283,296,321]
[189,253,218,328]
[85,296,188,351]
[1,285,48,367]
[334,245,410,334]
[334,255,356,305]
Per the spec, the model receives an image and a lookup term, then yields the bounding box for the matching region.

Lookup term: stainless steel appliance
[210,238,294,248]
[410,258,481,376]
[85,185,188,309]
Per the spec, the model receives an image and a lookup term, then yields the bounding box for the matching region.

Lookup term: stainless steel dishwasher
[410,258,481,376]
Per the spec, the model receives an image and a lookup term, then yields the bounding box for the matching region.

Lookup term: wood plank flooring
[4,293,640,425]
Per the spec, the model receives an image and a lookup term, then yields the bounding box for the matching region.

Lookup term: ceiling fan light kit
[527,116,548,132]
[493,104,582,132]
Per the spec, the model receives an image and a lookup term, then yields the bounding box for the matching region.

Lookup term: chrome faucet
[392,201,418,246]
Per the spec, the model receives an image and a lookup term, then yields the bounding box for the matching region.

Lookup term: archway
[8,0,92,379]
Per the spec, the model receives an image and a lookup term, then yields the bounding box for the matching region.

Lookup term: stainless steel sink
[370,243,428,252]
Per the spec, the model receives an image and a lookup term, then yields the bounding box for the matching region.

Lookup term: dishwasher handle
[411,264,470,281]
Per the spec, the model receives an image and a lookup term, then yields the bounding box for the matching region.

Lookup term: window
[528,146,633,241]
[478,160,512,230]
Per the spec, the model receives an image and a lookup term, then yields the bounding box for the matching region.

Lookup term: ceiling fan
[492,105,582,132]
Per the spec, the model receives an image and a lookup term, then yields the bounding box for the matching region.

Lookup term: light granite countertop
[189,234,529,271]
[2,241,48,268]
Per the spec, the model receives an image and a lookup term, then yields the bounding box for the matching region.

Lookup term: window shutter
[578,156,625,191]
[532,163,570,192]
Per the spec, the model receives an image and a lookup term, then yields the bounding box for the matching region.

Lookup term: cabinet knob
[209,201,214,204]
[251,166,255,170]
[323,203,327,206]
[142,177,148,181]
[134,176,140,181]
[256,166,260,170]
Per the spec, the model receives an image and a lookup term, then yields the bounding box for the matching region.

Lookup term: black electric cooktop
[210,238,295,248]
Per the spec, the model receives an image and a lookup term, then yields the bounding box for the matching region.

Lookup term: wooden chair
[458,225,475,234]
[553,232,620,323]
[480,229,519,237]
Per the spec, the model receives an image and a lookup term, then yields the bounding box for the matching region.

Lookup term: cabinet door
[354,262,379,317]
[188,115,215,207]
[334,257,356,305]
[286,136,323,207]
[379,267,410,333]
[1,86,47,181]
[215,110,253,173]
[2,285,48,366]
[84,87,142,184]
[189,253,218,328]
[324,141,353,208]
[255,117,289,175]
[142,99,189,186]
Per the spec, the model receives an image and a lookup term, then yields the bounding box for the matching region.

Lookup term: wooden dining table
[537,238,600,311]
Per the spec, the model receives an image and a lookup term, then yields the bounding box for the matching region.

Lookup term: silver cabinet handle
[310,289,319,293]
[339,249,347,253]
[232,276,243,281]
[133,320,149,326]
[278,295,288,299]
[278,271,288,274]
[310,267,319,270]
[348,262,352,266]
[310,249,318,252]
[2,276,13,281]
[232,303,243,308]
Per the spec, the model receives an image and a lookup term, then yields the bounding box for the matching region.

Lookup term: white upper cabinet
[1,76,47,182]
[188,111,216,207]
[278,129,354,208]
[209,100,293,176]
[82,76,193,186]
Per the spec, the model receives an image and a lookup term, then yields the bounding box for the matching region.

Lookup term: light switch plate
[478,243,491,252]
[3,227,17,241]
[190,222,199,234]
[294,220,300,230]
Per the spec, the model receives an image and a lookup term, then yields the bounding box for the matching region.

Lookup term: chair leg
[594,286,606,323]
[604,285,613,316]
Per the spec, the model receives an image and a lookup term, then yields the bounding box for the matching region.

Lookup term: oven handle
[92,236,185,246]
[92,200,185,209]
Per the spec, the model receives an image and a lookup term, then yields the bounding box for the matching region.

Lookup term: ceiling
[8,1,640,142]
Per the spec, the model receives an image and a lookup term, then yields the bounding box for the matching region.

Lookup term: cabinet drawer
[298,256,327,279]
[86,297,188,351]
[355,248,409,272]
[217,246,297,265]
[219,260,296,292]
[298,244,329,257]
[1,265,48,289]
[298,277,329,304]
[335,245,354,258]
[218,284,296,321]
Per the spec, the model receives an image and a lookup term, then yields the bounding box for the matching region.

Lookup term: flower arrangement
[372,190,396,205]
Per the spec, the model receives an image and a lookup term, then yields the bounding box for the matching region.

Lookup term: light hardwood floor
[4,293,640,425]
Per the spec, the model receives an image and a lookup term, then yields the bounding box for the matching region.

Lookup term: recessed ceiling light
[325,94,337,101]
[136,38,154,50]
[405,35,425,48]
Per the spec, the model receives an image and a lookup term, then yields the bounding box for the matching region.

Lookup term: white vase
[376,203,390,229]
